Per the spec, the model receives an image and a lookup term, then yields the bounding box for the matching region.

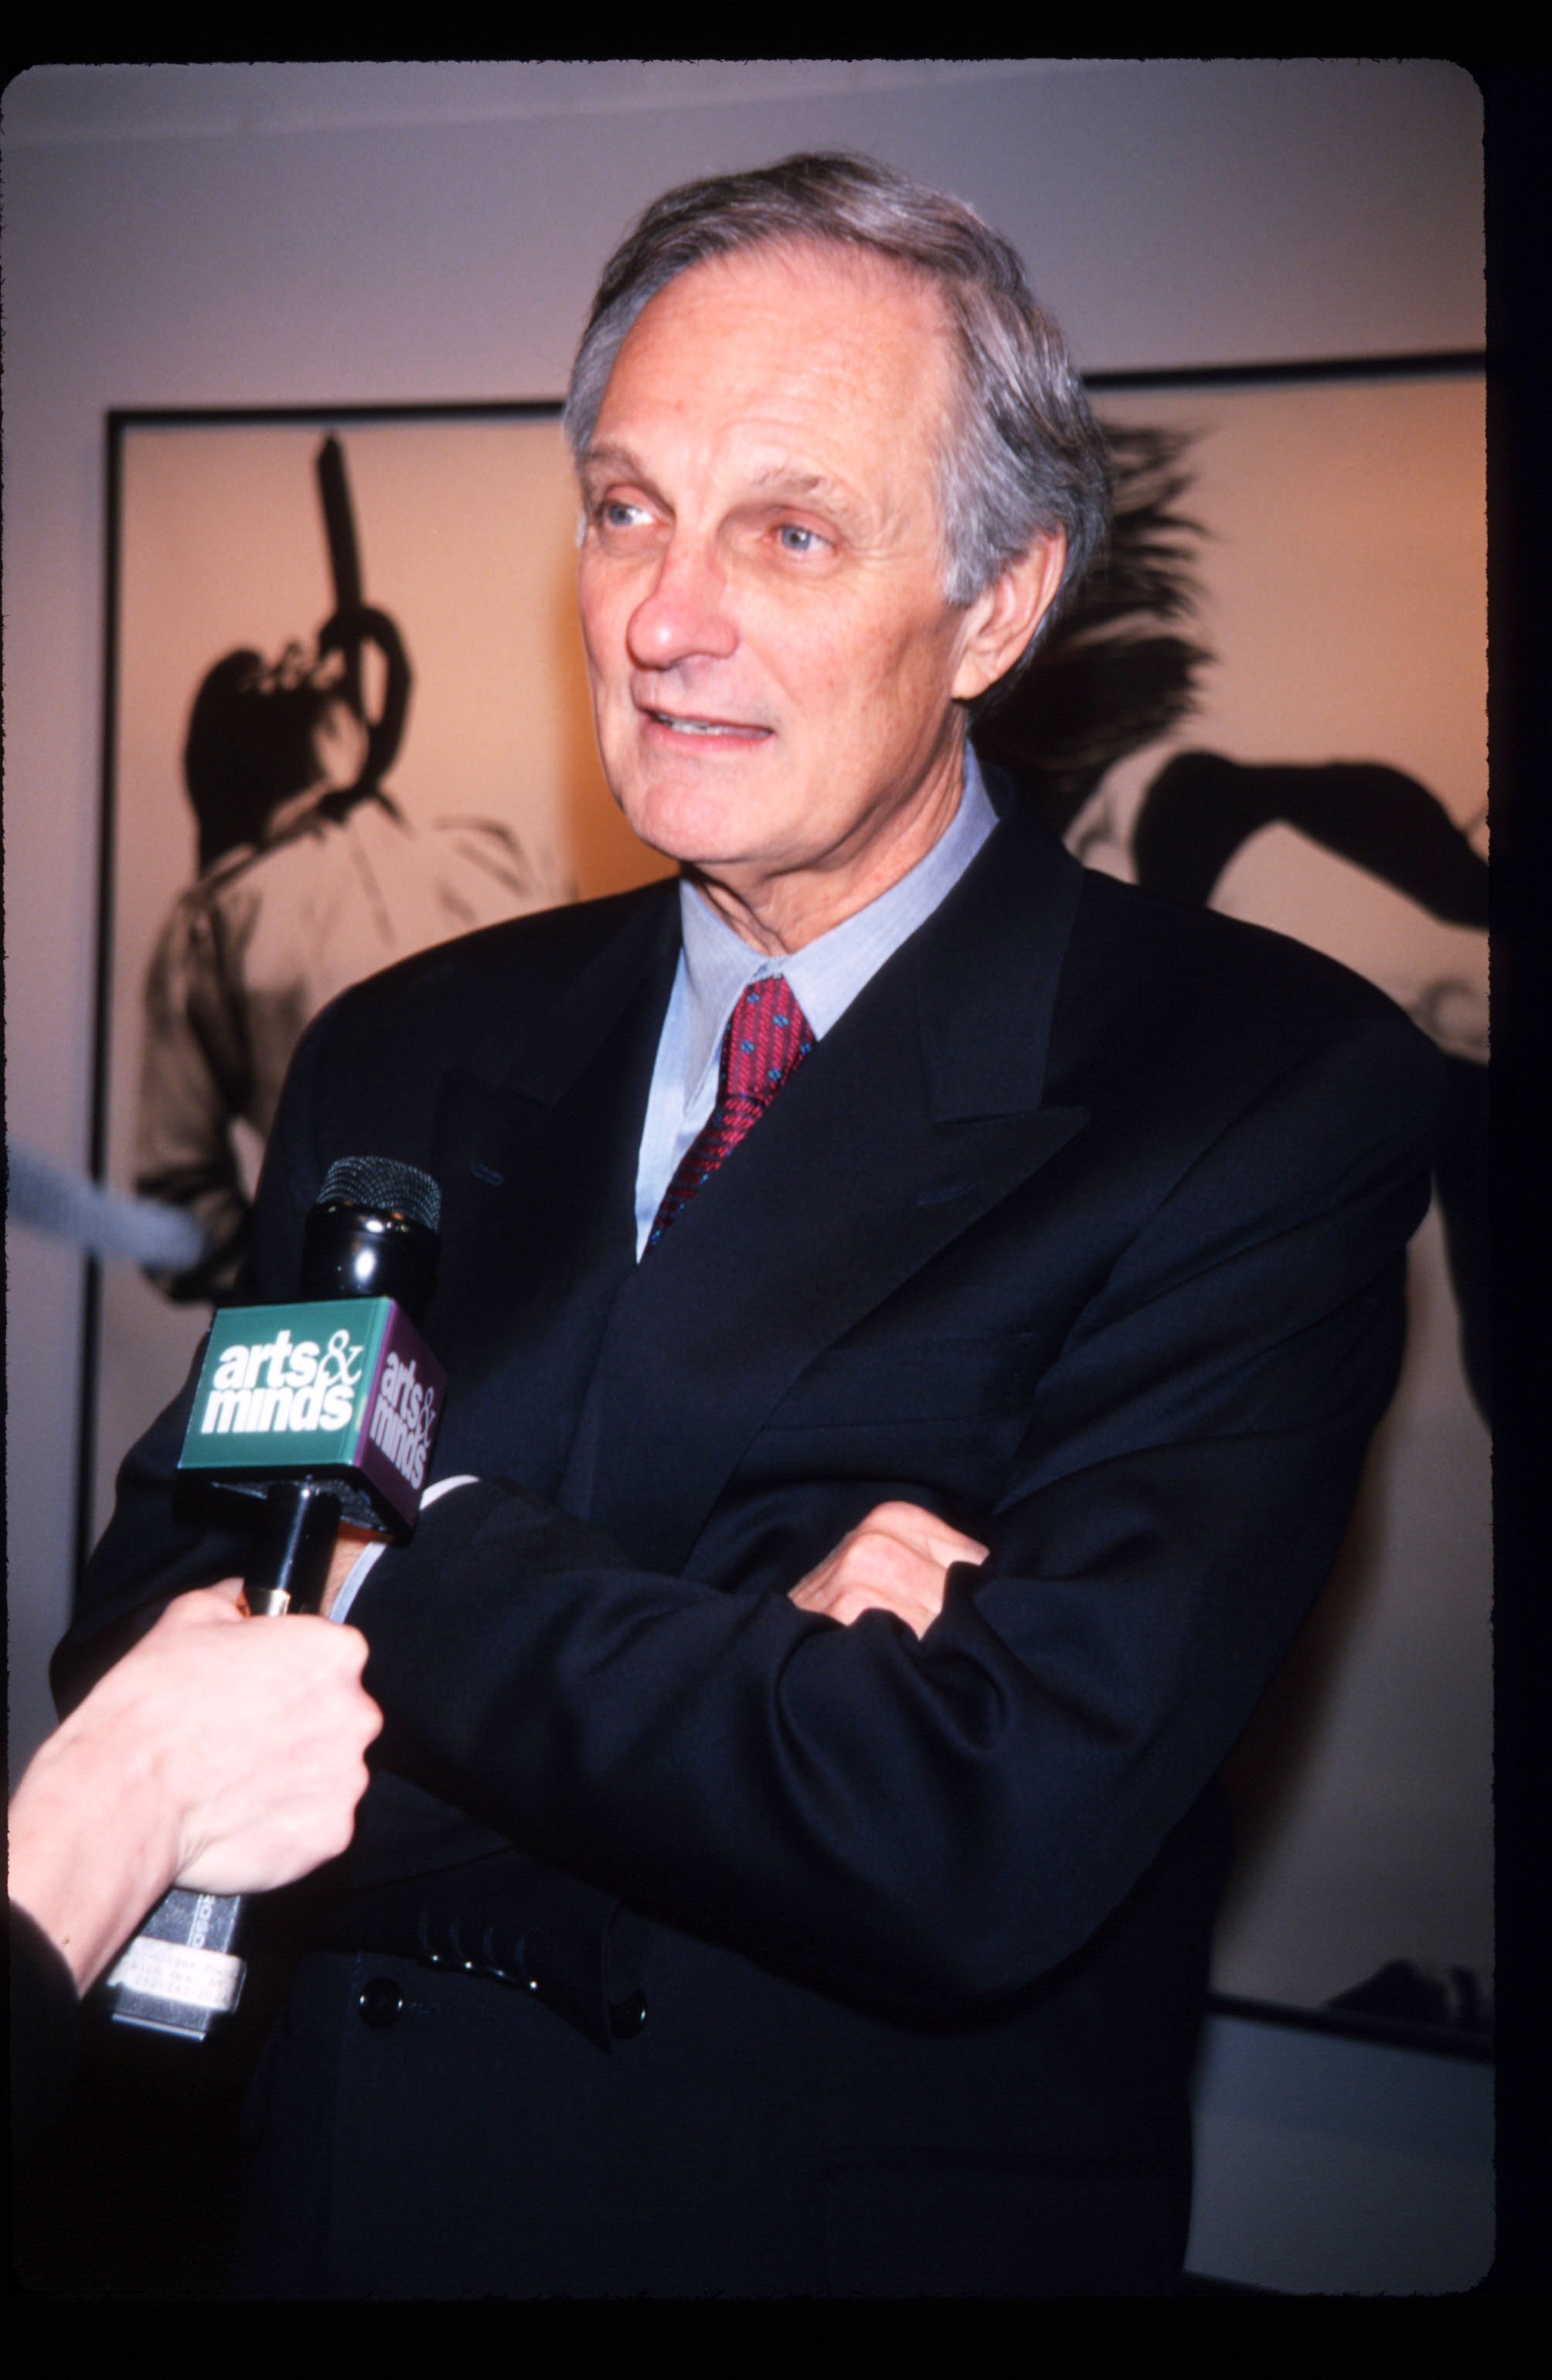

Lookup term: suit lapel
[567,795,1091,1572]
[428,888,680,1501]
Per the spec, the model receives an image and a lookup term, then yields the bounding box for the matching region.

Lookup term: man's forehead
[586,242,955,461]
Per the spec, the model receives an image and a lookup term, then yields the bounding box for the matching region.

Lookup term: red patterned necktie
[648,975,815,1246]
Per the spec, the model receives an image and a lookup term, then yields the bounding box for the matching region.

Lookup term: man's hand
[8,1584,381,1990]
[788,1502,989,1640]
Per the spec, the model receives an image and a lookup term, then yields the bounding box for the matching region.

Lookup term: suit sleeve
[335,1003,1442,2011]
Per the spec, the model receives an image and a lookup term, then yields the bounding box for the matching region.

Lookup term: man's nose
[625,536,738,669]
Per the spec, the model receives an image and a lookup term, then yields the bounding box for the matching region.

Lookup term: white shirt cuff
[329,1474,479,1624]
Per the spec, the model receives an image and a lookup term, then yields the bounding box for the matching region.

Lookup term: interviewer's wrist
[8,1721,176,1993]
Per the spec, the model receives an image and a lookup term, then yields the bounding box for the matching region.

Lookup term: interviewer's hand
[8,1584,380,1990]
[788,1501,989,1640]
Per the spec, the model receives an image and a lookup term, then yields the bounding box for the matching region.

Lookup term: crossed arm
[318,1498,984,1637]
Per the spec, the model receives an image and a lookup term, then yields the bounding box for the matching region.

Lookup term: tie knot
[720,976,814,1109]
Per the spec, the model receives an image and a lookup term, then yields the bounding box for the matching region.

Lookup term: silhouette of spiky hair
[975,424,1212,835]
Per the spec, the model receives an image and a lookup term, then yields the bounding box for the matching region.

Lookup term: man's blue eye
[778,525,821,553]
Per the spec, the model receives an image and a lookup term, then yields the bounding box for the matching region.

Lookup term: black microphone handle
[155,1484,352,2009]
[109,1486,359,2029]
[243,1480,345,1619]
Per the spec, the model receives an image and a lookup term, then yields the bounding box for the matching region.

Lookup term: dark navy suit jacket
[68,771,1442,2296]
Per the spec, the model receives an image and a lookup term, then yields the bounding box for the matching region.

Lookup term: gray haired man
[70,153,1440,2297]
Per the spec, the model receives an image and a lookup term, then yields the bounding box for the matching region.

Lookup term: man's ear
[951,531,1067,705]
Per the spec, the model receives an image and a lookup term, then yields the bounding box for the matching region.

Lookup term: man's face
[576,241,1027,945]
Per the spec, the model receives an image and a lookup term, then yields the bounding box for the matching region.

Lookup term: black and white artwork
[136,433,567,1302]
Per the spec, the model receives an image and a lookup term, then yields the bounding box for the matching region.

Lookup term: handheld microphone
[107,1157,444,2041]
[184,1155,444,1616]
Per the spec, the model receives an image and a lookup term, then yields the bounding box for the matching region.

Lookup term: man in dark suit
[66,154,1441,2297]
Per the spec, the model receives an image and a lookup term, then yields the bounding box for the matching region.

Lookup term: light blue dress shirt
[633,747,998,1255]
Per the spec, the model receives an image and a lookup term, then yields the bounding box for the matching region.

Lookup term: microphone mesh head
[315,1156,441,1235]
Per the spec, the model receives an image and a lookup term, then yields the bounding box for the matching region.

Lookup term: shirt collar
[675,746,998,1100]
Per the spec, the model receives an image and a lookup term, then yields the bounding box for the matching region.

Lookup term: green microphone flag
[179,1295,445,1536]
